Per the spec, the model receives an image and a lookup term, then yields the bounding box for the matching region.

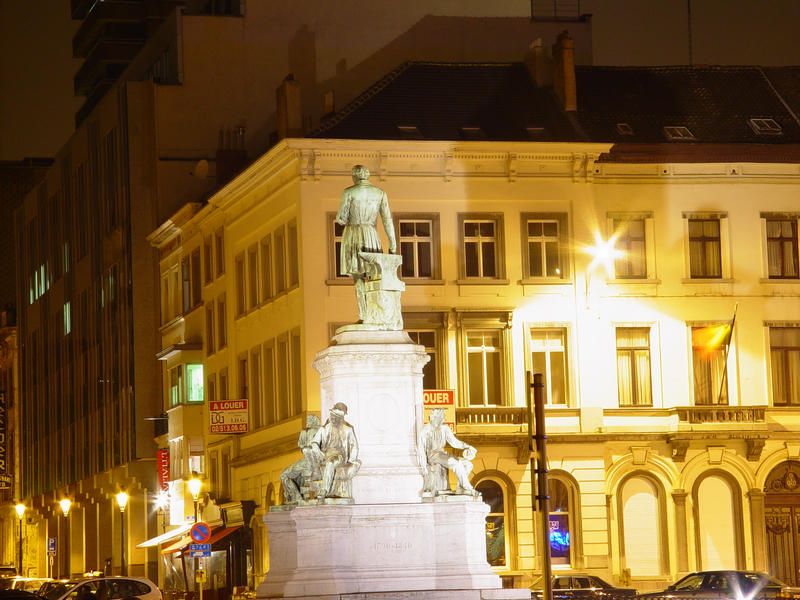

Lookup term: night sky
[1,0,799,162]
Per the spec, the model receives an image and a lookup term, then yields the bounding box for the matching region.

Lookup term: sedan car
[532,574,637,600]
[636,571,800,600]
[39,577,161,600]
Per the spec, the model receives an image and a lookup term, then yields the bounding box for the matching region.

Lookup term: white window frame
[521,212,569,281]
[682,212,731,282]
[527,325,572,407]
[395,213,441,281]
[457,312,512,407]
[607,213,656,282]
[687,321,738,406]
[760,213,800,281]
[458,213,505,281]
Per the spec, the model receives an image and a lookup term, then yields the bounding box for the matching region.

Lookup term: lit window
[616,327,652,406]
[398,218,434,279]
[461,216,503,279]
[63,301,71,335]
[186,364,204,403]
[523,214,567,279]
[476,479,507,567]
[769,327,800,406]
[169,366,183,408]
[688,218,722,278]
[530,329,568,405]
[691,325,730,405]
[549,479,572,566]
[765,218,799,279]
[466,331,503,406]
[613,218,647,279]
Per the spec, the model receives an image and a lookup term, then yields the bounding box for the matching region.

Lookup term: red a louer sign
[157,449,170,491]
[209,399,249,434]
[423,389,456,430]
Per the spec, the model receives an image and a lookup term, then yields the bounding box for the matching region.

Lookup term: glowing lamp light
[59,498,72,517]
[187,477,202,501]
[584,231,624,275]
[155,490,170,511]
[116,491,129,513]
[14,504,25,520]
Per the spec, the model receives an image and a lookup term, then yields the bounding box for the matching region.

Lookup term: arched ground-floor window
[619,475,665,576]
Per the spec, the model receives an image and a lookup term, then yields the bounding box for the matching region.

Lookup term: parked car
[636,571,800,600]
[39,578,161,600]
[532,574,637,600]
[0,591,44,600]
[0,580,51,593]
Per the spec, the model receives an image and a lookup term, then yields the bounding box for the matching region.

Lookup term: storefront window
[549,479,571,566]
[476,479,506,567]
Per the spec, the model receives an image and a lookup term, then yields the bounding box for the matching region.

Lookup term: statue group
[278,165,479,505]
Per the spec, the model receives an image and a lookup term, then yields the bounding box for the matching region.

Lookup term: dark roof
[312,62,581,142]
[311,61,800,149]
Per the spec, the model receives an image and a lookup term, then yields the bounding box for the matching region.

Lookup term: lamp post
[14,503,25,576]
[59,498,71,579]
[187,477,202,600]
[156,489,169,531]
[116,491,129,576]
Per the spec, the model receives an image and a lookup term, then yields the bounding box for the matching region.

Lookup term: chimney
[552,31,577,111]
[524,38,552,88]
[276,74,303,140]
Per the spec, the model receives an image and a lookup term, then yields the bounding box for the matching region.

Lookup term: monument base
[267,590,531,600]
[258,502,517,599]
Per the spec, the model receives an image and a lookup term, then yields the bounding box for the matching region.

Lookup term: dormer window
[460,126,486,140]
[664,126,695,141]
[397,125,423,139]
[526,126,546,139]
[616,123,634,136]
[749,118,782,135]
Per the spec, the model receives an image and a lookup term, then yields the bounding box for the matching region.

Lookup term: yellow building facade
[151,138,800,593]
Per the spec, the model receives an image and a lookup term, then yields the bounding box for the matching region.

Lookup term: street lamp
[187,477,202,600]
[14,504,25,576]
[59,498,71,579]
[116,491,129,576]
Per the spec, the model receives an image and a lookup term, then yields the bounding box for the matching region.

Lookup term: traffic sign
[47,538,56,552]
[190,522,211,543]
[190,551,211,558]
[189,544,211,551]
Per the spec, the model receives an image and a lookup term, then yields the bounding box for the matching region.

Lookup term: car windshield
[588,577,613,589]
[42,582,79,600]
[739,573,786,590]
[673,574,705,592]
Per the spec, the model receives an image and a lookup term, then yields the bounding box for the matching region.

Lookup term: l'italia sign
[209,399,249,434]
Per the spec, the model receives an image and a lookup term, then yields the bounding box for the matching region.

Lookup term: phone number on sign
[210,423,248,433]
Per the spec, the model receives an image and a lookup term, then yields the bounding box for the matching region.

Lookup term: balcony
[456,406,527,425]
[675,405,766,424]
[73,2,148,57]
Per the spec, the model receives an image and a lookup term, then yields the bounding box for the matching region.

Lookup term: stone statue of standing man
[336,165,398,324]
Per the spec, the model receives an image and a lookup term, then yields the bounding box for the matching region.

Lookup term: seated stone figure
[280,414,321,504]
[418,408,479,496]
[309,402,361,500]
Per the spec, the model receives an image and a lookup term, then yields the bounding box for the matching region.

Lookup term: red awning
[161,526,241,554]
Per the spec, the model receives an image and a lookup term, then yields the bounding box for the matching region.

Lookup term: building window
[263,341,276,425]
[769,327,800,406]
[613,218,647,279]
[169,365,183,408]
[251,348,263,429]
[408,330,438,389]
[191,248,201,307]
[235,252,246,316]
[215,228,225,277]
[691,325,729,405]
[466,331,503,406]
[274,226,286,295]
[205,304,215,356]
[207,374,216,404]
[476,479,507,567]
[181,257,191,313]
[287,219,299,288]
[219,367,228,401]
[217,294,227,349]
[460,215,504,279]
[765,218,799,279]
[522,213,567,279]
[620,476,664,575]
[260,234,273,302]
[616,327,652,406]
[186,364,204,403]
[238,355,249,401]
[396,215,439,279]
[328,214,347,279]
[664,125,695,141]
[549,479,572,566]
[204,237,213,284]
[688,218,722,278]
[248,244,259,310]
[530,329,568,406]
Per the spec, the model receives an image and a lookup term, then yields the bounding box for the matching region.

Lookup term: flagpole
[716,302,739,404]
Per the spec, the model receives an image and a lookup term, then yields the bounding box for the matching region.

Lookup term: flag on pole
[691,321,733,353]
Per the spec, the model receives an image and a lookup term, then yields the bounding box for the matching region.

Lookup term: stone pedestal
[258,331,527,600]
[259,502,515,598]
[311,330,427,505]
